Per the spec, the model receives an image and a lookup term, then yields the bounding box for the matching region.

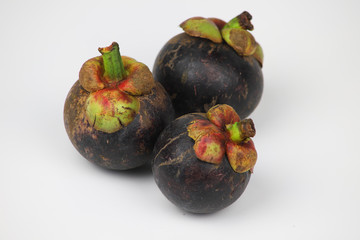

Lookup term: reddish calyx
[187,104,257,173]
[79,42,155,133]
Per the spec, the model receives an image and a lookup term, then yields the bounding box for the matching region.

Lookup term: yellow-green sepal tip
[180,17,222,43]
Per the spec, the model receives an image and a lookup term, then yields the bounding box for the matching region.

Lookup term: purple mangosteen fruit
[152,104,257,213]
[153,11,264,118]
[64,42,174,170]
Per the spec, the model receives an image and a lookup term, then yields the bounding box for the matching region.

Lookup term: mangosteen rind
[153,12,263,118]
[153,33,263,119]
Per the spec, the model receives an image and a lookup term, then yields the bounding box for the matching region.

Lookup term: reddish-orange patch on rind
[206,105,240,129]
[226,139,257,173]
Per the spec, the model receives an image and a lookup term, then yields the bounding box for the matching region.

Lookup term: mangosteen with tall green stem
[152,104,257,213]
[153,11,263,118]
[64,42,174,170]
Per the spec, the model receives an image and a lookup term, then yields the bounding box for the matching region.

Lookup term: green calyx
[80,42,151,133]
[180,11,263,66]
[226,119,256,143]
[98,42,127,83]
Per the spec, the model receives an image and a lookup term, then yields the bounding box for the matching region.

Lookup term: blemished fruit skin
[64,81,174,170]
[152,113,251,214]
[153,33,263,118]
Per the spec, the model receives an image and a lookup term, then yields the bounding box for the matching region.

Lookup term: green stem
[223,11,254,31]
[98,42,126,83]
[226,119,255,143]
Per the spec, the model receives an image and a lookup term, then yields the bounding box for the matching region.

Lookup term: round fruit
[64,42,174,170]
[153,11,263,118]
[152,104,257,213]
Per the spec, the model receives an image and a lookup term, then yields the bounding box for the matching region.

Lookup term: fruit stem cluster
[226,119,255,143]
[98,42,127,83]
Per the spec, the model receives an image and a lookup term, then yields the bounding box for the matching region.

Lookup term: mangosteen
[153,11,264,118]
[152,104,257,213]
[64,42,174,170]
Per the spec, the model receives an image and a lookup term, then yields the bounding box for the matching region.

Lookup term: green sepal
[180,17,222,43]
[221,11,261,59]
[85,88,140,133]
[253,43,264,67]
[226,139,257,173]
[221,28,256,56]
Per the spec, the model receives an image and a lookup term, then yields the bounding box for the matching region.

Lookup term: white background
[1,0,360,239]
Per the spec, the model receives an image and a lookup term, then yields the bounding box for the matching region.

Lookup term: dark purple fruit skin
[64,81,174,170]
[152,113,251,214]
[153,33,263,118]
